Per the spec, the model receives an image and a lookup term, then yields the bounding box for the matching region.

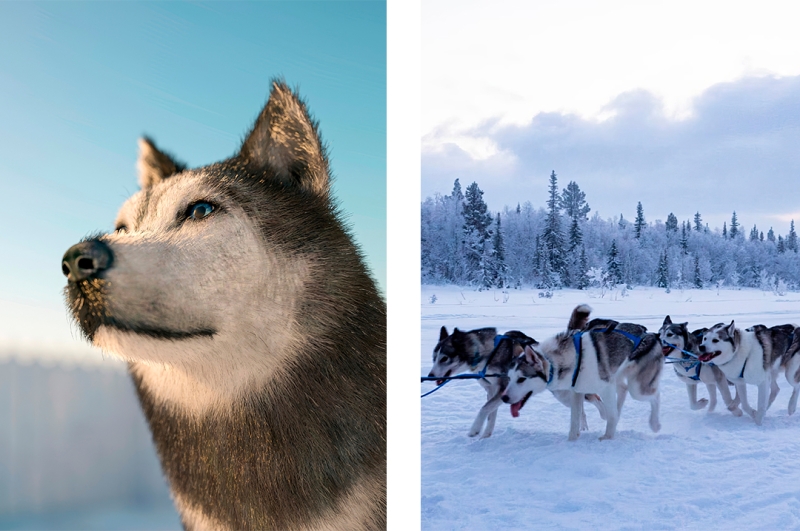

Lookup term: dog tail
[568,304,592,331]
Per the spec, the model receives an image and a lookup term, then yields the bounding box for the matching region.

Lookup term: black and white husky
[658,316,742,416]
[698,322,793,425]
[427,327,605,438]
[782,327,800,414]
[61,82,386,530]
[502,305,664,441]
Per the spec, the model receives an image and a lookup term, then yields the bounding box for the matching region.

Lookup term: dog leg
[735,382,755,419]
[755,380,769,426]
[586,393,607,421]
[769,373,780,408]
[482,409,499,439]
[552,390,588,430]
[616,381,628,415]
[715,371,742,416]
[568,392,583,441]
[687,383,708,410]
[598,385,619,441]
[705,383,717,412]
[648,391,661,433]
[468,389,500,437]
[789,387,799,415]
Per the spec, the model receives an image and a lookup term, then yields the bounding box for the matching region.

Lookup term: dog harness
[661,341,703,381]
[571,328,644,387]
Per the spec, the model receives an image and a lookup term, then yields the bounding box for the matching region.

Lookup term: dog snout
[62,239,113,282]
[501,394,510,403]
[698,344,706,353]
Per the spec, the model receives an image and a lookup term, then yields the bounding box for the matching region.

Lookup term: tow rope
[420,334,512,398]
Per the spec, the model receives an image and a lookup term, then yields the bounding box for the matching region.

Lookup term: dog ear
[137,137,186,189]
[524,345,536,365]
[238,80,330,198]
[439,326,449,341]
[727,321,736,337]
[663,315,672,326]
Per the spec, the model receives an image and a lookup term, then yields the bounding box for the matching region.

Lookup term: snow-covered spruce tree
[730,211,740,239]
[788,220,798,253]
[606,240,623,286]
[768,227,776,242]
[665,212,678,232]
[462,181,493,288]
[778,235,785,253]
[750,224,759,242]
[577,245,590,290]
[542,170,566,286]
[491,213,507,288]
[693,255,703,288]
[656,250,669,288]
[560,181,590,220]
[694,212,703,232]
[634,202,645,239]
[722,221,727,238]
[420,179,468,283]
[680,222,689,254]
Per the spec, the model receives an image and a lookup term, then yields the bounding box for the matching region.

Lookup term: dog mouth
[435,369,452,386]
[698,351,721,362]
[661,345,674,356]
[65,279,215,342]
[510,391,533,418]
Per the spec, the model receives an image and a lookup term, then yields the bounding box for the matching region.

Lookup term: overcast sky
[423,0,800,233]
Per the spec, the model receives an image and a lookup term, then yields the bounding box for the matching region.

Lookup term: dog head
[502,344,547,418]
[428,326,492,385]
[62,82,351,371]
[698,321,739,363]
[658,315,690,358]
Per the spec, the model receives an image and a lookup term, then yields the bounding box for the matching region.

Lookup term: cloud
[422,75,800,233]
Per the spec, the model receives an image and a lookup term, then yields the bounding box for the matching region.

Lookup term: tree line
[421,172,800,291]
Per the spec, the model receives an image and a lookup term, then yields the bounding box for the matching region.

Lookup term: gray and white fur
[427,326,605,438]
[502,305,664,441]
[62,82,386,531]
[658,316,742,416]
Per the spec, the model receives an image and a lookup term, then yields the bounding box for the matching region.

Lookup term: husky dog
[502,305,663,441]
[658,317,741,416]
[698,322,792,425]
[782,327,800,414]
[61,82,386,531]
[428,327,605,438]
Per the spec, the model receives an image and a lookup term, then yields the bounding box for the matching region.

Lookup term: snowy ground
[421,285,800,530]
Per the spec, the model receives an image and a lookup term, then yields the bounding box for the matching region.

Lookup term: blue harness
[662,341,703,381]
[571,328,644,387]
[420,334,513,397]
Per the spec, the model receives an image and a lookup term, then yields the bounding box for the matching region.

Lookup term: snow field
[421,285,800,530]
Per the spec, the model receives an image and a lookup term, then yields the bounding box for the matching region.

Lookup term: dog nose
[62,240,113,282]
[698,344,706,353]
[427,371,435,378]
[501,395,510,403]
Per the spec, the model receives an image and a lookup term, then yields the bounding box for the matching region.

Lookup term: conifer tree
[694,212,703,232]
[693,255,703,288]
[560,181,590,220]
[730,211,739,238]
[680,222,689,254]
[492,213,507,287]
[577,245,590,290]
[768,227,775,242]
[634,202,646,239]
[462,181,493,286]
[750,225,759,242]
[760,231,764,242]
[618,214,625,229]
[778,235,785,253]
[542,170,566,284]
[666,212,678,232]
[656,250,669,288]
[788,220,798,252]
[722,222,727,238]
[606,240,623,285]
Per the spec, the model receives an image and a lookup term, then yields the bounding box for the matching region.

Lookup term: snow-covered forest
[421,172,800,291]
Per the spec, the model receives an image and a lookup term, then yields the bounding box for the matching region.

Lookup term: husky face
[658,316,690,358]
[63,82,352,410]
[503,345,548,417]
[698,321,738,363]
[428,326,495,385]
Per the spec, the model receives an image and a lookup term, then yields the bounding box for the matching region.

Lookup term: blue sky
[0,1,385,358]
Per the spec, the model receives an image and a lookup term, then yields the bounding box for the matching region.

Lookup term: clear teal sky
[0,1,385,357]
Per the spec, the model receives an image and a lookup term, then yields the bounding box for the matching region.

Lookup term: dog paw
[650,421,661,433]
[568,432,580,441]
[691,399,709,410]
[467,428,480,437]
[598,434,614,441]
[730,407,743,417]
[789,405,796,416]
[479,430,493,439]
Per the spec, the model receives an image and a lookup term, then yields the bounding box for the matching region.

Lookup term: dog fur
[62,82,386,531]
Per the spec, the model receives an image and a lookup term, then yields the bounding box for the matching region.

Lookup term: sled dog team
[427,304,800,440]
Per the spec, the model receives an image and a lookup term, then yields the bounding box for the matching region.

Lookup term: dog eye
[187,201,215,221]
[517,377,526,384]
[115,225,127,234]
[712,338,719,343]
[440,355,449,363]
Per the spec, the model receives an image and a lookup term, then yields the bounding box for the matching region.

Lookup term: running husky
[502,305,663,441]
[782,327,800,414]
[658,317,741,416]
[698,322,793,425]
[428,327,605,438]
[61,82,386,531]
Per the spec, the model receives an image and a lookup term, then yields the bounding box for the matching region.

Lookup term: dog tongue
[698,353,712,362]
[662,346,673,356]
[510,401,523,418]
